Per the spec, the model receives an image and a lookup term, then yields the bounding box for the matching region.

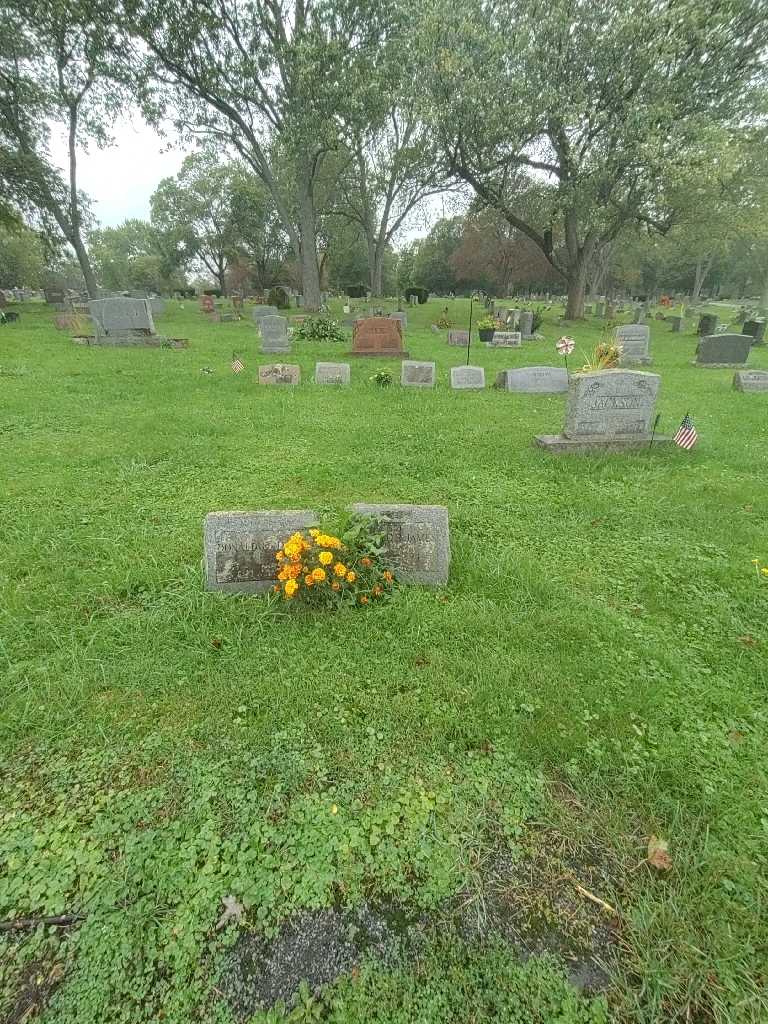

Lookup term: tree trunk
[692,254,713,300]
[70,229,99,298]
[67,103,98,298]
[296,172,321,310]
[565,257,588,319]
[761,269,768,314]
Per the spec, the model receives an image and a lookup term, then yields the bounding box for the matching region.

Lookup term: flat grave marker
[350,503,450,585]
[204,511,317,593]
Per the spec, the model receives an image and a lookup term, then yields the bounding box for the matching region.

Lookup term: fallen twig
[574,883,617,916]
[0,913,84,933]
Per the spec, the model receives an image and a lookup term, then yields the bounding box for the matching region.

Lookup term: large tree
[90,218,186,293]
[0,0,122,296]
[118,0,400,309]
[419,0,768,318]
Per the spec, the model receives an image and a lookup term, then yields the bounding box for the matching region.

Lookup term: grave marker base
[535,434,674,454]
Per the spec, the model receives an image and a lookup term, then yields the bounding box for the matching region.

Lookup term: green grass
[1,298,767,1023]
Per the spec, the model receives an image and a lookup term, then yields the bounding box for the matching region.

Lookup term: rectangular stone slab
[204,510,317,593]
[615,324,651,364]
[350,504,450,585]
[563,370,661,440]
[496,366,568,393]
[450,366,485,389]
[89,297,155,335]
[488,331,522,347]
[447,329,469,346]
[518,311,534,337]
[401,360,436,387]
[258,363,300,385]
[251,305,279,323]
[260,314,291,353]
[350,317,406,357]
[695,334,751,366]
[535,434,674,453]
[733,370,768,391]
[315,362,351,385]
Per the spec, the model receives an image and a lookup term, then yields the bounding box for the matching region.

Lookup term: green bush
[346,283,368,299]
[405,286,428,304]
[268,286,290,309]
[293,316,346,344]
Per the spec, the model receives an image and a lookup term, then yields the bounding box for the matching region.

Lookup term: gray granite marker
[350,503,450,585]
[733,370,768,391]
[260,315,290,354]
[315,362,351,385]
[695,334,751,367]
[258,363,300,385]
[487,330,522,347]
[447,329,469,346]
[496,366,568,393]
[204,510,317,593]
[450,366,485,389]
[615,324,651,365]
[401,360,436,388]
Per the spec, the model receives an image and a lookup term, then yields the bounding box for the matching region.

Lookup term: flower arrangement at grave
[581,342,621,371]
[477,314,503,342]
[434,314,455,329]
[273,517,396,607]
[369,367,393,387]
[293,315,346,344]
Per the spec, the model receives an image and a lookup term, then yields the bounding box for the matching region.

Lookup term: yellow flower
[333,562,347,577]
[304,575,314,587]
[372,584,382,596]
[359,595,369,605]
[346,571,356,583]
[319,550,333,565]
[309,528,320,538]
[762,568,768,576]
[275,551,285,561]
[312,567,327,583]
[331,804,338,815]
[284,579,299,598]
[383,571,393,582]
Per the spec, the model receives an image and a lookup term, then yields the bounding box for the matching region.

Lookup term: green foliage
[293,316,346,344]
[0,225,46,288]
[346,283,368,299]
[268,286,290,310]
[405,286,428,304]
[369,367,393,387]
[90,219,184,294]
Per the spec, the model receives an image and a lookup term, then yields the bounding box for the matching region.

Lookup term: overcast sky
[48,112,455,242]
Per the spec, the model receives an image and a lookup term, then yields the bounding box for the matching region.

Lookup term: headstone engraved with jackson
[260,314,291,354]
[315,362,351,385]
[401,360,436,388]
[350,504,450,585]
[535,370,673,453]
[488,330,522,348]
[258,363,300,385]
[350,317,407,358]
[450,366,485,390]
[615,324,651,365]
[496,366,569,393]
[204,510,317,593]
[733,370,768,392]
[694,334,751,367]
[447,329,469,347]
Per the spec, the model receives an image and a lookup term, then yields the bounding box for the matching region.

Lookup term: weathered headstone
[584,304,594,316]
[450,366,485,390]
[594,302,605,318]
[251,304,279,324]
[496,366,569,393]
[260,314,290,354]
[350,504,450,585]
[389,312,407,330]
[350,317,407,357]
[401,360,436,388]
[409,294,419,306]
[742,319,766,345]
[149,297,166,318]
[204,510,317,593]
[200,295,215,313]
[668,316,685,333]
[519,311,534,338]
[44,286,66,309]
[88,297,156,337]
[315,362,351,385]
[697,313,718,336]
[447,329,469,346]
[488,330,522,348]
[535,369,673,453]
[695,334,751,367]
[615,324,651,365]
[733,370,768,392]
[258,363,300,385]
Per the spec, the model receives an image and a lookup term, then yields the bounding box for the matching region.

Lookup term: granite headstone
[496,366,569,393]
[204,510,317,593]
[401,360,436,388]
[695,334,751,367]
[315,362,351,385]
[260,314,290,354]
[350,503,450,585]
[258,363,301,385]
[733,370,768,392]
[450,366,485,390]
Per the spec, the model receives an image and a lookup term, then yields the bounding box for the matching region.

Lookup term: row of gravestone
[204,505,450,592]
[255,362,575,391]
[605,325,756,368]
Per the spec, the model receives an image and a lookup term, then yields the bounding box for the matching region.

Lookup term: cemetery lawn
[1,299,767,1024]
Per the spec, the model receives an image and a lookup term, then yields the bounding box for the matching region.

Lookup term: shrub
[293,316,346,344]
[268,286,290,309]
[405,286,428,304]
[370,367,393,387]
[272,518,396,608]
[203,288,222,297]
[346,283,368,299]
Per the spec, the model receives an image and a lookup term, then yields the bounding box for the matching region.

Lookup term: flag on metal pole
[231,353,244,374]
[673,412,698,449]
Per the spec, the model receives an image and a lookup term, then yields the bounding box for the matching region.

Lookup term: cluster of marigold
[274,529,394,604]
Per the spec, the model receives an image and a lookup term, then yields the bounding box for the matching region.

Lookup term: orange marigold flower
[311,567,327,583]
[333,562,347,577]
[359,595,369,604]
[383,571,393,582]
[346,571,356,583]
[361,557,372,567]
[276,551,285,561]
[304,575,314,587]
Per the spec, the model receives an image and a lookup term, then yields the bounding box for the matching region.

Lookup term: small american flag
[674,413,698,450]
[231,356,244,374]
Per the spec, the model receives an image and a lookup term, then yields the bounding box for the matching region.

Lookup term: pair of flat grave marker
[495,367,569,393]
[203,504,450,592]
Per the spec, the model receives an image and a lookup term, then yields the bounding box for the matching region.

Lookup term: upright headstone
[204,510,317,593]
[697,313,718,336]
[614,324,651,365]
[401,361,436,388]
[258,363,300,385]
[594,302,605,318]
[350,504,450,585]
[251,304,279,324]
[496,367,569,393]
[668,317,685,333]
[315,362,351,385]
[535,370,673,453]
[450,366,485,390]
[44,287,67,311]
[695,334,751,367]
[200,295,215,313]
[389,312,407,330]
[487,330,522,348]
[260,314,290,354]
[409,294,419,306]
[742,319,766,345]
[88,297,156,337]
[733,370,768,392]
[447,329,469,346]
[149,298,166,318]
[519,311,534,338]
[350,318,407,357]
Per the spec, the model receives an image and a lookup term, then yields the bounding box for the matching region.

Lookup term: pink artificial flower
[556,336,575,356]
